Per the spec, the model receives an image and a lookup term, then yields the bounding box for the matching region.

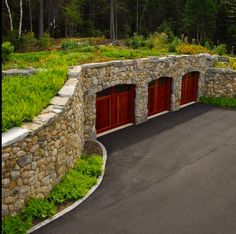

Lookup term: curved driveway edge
[27,140,107,234]
[32,103,236,234]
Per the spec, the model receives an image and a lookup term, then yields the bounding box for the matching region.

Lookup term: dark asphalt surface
[34,103,236,234]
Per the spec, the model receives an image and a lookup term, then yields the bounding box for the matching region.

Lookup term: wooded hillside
[2,0,236,52]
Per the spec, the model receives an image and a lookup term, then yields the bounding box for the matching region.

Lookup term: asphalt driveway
[34,103,236,234]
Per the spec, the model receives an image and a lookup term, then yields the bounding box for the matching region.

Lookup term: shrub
[61,39,78,50]
[2,215,32,234]
[37,32,51,50]
[76,155,103,178]
[126,33,146,49]
[176,43,210,54]
[2,41,14,63]
[22,198,56,219]
[21,32,37,52]
[168,37,182,52]
[199,96,236,108]
[229,57,236,70]
[212,44,227,56]
[48,155,102,204]
[157,20,174,42]
[148,32,169,50]
[48,172,97,204]
[3,30,21,51]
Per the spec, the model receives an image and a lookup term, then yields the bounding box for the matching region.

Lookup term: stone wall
[203,68,236,97]
[2,75,84,216]
[2,54,235,216]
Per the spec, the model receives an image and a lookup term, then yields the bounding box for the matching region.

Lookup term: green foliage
[61,38,79,50]
[2,69,67,132]
[168,37,182,52]
[2,154,103,234]
[199,96,236,108]
[212,44,227,56]
[48,155,102,204]
[2,215,32,234]
[22,198,56,219]
[157,21,174,42]
[77,155,103,178]
[37,32,51,50]
[2,42,14,63]
[126,33,146,49]
[21,32,37,52]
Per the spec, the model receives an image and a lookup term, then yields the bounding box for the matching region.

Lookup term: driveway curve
[34,103,236,234]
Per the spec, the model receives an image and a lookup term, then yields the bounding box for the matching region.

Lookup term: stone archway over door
[180,72,199,105]
[96,85,135,134]
[148,77,172,116]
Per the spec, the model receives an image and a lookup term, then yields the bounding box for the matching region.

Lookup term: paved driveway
[34,104,236,234]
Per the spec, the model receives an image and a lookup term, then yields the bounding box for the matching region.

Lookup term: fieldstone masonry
[2,54,236,216]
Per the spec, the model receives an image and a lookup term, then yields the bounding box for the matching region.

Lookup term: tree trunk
[110,0,115,40]
[29,0,33,32]
[39,0,44,37]
[19,0,23,38]
[136,0,139,32]
[4,0,13,31]
[115,0,118,39]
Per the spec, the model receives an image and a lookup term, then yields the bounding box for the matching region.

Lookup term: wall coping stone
[207,67,236,74]
[2,68,44,77]
[2,127,29,147]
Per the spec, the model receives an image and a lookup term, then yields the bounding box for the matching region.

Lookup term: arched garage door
[96,85,135,134]
[148,77,172,116]
[180,72,199,105]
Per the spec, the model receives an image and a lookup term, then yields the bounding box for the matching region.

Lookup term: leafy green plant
[199,96,236,108]
[48,155,102,204]
[76,155,103,178]
[212,44,227,56]
[2,42,14,63]
[20,32,37,52]
[2,215,32,234]
[21,198,56,219]
[126,33,146,49]
[168,37,182,52]
[61,39,79,50]
[37,32,51,50]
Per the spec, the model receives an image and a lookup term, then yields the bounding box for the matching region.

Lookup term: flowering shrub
[176,43,210,54]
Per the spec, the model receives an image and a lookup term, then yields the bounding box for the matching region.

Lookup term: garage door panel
[96,97,111,132]
[148,77,172,116]
[181,72,199,105]
[117,93,130,125]
[96,85,135,134]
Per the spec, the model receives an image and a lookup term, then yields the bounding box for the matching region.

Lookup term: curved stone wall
[2,54,235,216]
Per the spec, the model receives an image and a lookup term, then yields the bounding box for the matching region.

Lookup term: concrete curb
[27,140,107,234]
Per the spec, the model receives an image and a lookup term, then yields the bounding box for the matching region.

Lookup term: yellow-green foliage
[214,57,236,70]
[176,43,210,54]
[229,57,236,70]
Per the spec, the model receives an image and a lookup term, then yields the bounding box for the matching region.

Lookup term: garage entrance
[180,72,199,105]
[96,85,135,134]
[148,77,172,116]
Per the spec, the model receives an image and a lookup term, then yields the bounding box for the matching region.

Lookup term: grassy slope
[2,46,169,132]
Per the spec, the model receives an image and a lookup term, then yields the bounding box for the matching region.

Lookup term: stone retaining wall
[204,68,236,97]
[2,54,235,216]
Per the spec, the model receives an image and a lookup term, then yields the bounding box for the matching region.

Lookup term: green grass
[199,96,236,108]
[2,45,170,132]
[2,155,103,234]
[2,69,67,132]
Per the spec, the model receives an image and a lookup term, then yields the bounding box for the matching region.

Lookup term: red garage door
[148,77,172,116]
[180,72,199,105]
[96,85,135,134]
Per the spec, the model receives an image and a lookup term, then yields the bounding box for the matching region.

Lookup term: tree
[4,0,13,31]
[183,0,217,43]
[38,0,44,37]
[19,0,23,38]
[110,0,116,40]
